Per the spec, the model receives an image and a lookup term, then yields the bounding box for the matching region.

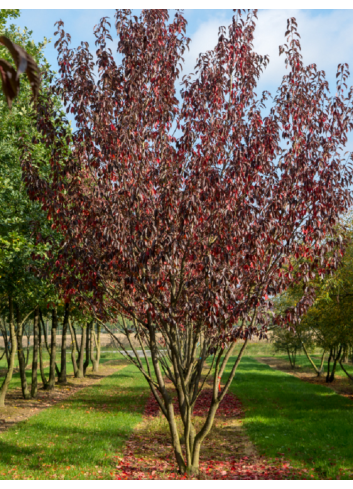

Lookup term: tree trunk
[83,322,91,376]
[46,308,57,390]
[58,304,70,384]
[75,325,86,378]
[15,306,30,400]
[301,340,325,377]
[25,331,30,368]
[38,316,48,388]
[318,350,326,377]
[90,324,100,373]
[0,321,10,368]
[68,318,78,377]
[31,307,40,398]
[0,297,18,408]
[326,346,342,383]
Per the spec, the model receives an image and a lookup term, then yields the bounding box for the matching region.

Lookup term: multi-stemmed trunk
[103,313,253,476]
[0,297,18,408]
[326,346,343,383]
[31,307,40,398]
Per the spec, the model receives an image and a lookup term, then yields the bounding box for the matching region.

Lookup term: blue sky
[6,8,353,150]
[8,9,353,93]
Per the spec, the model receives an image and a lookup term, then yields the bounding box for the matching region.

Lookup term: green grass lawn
[227,355,353,479]
[0,362,150,480]
[273,352,353,378]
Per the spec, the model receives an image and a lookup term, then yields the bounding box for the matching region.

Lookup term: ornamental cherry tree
[22,9,353,475]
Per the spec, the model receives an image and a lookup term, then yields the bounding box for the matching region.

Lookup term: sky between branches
[7,8,353,152]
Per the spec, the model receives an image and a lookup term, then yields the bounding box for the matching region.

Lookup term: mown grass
[273,352,353,378]
[0,362,150,480]
[226,355,353,479]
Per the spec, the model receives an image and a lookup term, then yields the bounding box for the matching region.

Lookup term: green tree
[0,11,69,406]
[276,220,353,382]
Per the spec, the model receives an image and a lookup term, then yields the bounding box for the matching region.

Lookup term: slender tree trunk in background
[341,346,348,364]
[46,308,57,391]
[40,310,50,354]
[90,324,100,373]
[326,346,342,383]
[24,327,30,368]
[330,345,342,383]
[31,307,40,398]
[83,322,91,376]
[0,320,10,368]
[301,340,325,377]
[76,326,86,378]
[0,297,18,408]
[326,349,333,383]
[318,350,326,376]
[68,318,78,377]
[38,316,48,389]
[15,306,30,400]
[58,304,70,384]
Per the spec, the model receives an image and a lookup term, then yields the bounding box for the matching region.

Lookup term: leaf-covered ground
[114,388,312,480]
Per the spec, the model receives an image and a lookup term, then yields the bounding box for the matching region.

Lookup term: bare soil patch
[0,358,128,432]
[257,357,353,398]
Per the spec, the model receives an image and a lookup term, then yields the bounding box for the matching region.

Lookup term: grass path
[228,355,353,479]
[0,362,150,480]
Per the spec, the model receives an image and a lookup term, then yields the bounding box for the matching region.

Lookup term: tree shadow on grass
[228,356,353,479]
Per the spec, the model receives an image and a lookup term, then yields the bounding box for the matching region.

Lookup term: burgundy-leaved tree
[22,9,353,475]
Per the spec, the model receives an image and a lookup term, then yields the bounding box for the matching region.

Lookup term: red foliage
[22,9,353,334]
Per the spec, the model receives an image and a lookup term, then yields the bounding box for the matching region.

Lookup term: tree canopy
[20,8,353,475]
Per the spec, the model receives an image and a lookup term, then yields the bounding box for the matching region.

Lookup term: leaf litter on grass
[114,388,313,480]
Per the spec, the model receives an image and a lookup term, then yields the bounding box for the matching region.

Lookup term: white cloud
[182,9,353,96]
[182,13,232,77]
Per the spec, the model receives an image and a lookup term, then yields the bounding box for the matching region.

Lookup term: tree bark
[0,297,18,408]
[75,325,86,378]
[58,304,70,384]
[38,315,48,388]
[15,306,30,400]
[68,318,78,377]
[46,308,57,390]
[301,340,325,376]
[0,319,10,368]
[83,321,91,376]
[31,307,40,398]
[90,324,100,373]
